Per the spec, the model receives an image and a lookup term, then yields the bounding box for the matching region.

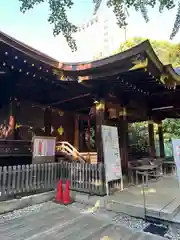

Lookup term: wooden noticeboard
[101,125,123,195]
[32,136,56,163]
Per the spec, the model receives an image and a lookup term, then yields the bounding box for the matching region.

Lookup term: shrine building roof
[0,30,180,121]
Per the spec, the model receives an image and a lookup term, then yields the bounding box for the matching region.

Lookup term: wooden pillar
[73,115,79,150]
[79,118,84,152]
[8,98,17,139]
[148,120,156,158]
[95,99,105,163]
[118,107,128,173]
[87,118,91,149]
[158,121,165,158]
[44,108,51,136]
[8,72,17,139]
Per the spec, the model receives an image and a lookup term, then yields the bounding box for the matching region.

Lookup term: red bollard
[63,179,72,205]
[55,179,63,203]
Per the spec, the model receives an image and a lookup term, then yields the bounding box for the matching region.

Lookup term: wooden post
[73,115,79,150]
[44,108,51,136]
[158,121,165,158]
[95,99,105,163]
[118,107,128,173]
[87,117,91,149]
[8,73,17,139]
[148,120,156,158]
[79,118,84,152]
[8,98,17,139]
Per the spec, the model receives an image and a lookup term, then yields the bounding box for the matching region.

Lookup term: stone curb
[0,190,105,215]
[0,191,56,215]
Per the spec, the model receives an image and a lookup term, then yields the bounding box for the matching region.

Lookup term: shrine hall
[0,30,180,171]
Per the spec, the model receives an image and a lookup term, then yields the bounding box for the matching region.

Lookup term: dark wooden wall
[0,101,75,144]
[17,102,44,128]
[51,110,74,144]
[0,104,9,126]
[16,102,44,140]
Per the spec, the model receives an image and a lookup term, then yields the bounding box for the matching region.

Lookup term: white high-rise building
[73,11,126,62]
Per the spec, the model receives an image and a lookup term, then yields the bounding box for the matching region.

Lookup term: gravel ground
[0,202,46,223]
[0,201,180,239]
[165,226,180,240]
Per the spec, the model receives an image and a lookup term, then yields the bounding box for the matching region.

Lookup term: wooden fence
[0,161,106,201]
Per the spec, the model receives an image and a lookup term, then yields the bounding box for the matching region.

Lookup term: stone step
[105,195,180,222]
[105,199,145,218]
[172,210,180,224]
[159,196,180,221]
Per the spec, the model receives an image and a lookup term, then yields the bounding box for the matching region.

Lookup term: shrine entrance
[79,116,96,152]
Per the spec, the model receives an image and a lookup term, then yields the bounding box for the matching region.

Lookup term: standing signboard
[171,139,179,182]
[32,136,56,163]
[101,125,123,195]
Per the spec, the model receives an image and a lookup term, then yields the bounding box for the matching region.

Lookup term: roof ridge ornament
[130,56,148,71]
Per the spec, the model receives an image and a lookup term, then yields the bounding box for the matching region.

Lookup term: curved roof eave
[61,40,177,80]
[61,40,180,86]
[0,30,179,83]
[0,30,59,68]
[165,65,180,82]
[60,40,163,72]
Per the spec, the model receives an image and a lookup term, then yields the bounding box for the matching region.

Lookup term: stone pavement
[106,175,180,221]
[0,202,165,240]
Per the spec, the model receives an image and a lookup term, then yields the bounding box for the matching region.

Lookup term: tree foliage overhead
[128,119,180,157]
[18,0,77,51]
[116,37,180,67]
[18,0,180,51]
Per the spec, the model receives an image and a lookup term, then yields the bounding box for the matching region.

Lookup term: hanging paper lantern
[108,108,118,119]
[96,102,105,111]
[119,107,127,117]
[58,111,64,116]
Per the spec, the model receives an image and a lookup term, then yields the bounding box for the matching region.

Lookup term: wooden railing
[56,141,86,163]
[0,161,106,201]
[80,152,97,164]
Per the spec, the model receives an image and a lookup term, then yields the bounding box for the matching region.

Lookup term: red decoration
[76,63,91,71]
[38,140,43,155]
[9,115,15,129]
[63,65,72,71]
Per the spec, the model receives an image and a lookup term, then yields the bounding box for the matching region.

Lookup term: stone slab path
[0,202,166,240]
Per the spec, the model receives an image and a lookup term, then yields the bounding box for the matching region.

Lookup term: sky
[0,0,180,62]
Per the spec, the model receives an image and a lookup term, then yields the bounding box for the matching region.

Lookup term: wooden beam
[95,99,105,163]
[158,122,165,158]
[73,115,79,150]
[148,120,156,158]
[49,93,91,106]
